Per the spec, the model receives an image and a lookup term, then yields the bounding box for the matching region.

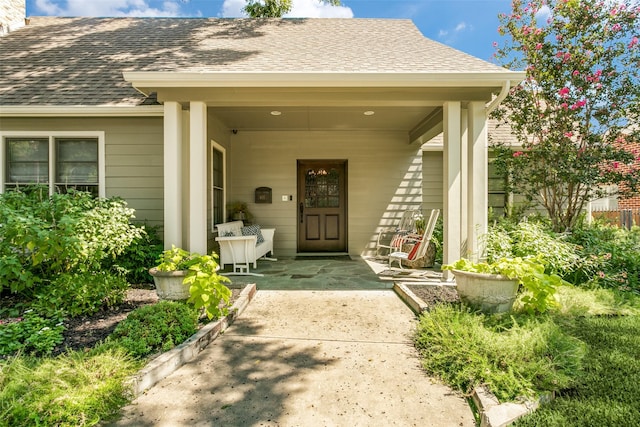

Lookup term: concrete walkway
[110,290,474,426]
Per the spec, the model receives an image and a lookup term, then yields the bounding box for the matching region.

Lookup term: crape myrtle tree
[244,0,341,17]
[491,0,640,231]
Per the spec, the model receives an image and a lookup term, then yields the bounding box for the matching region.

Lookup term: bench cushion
[242,224,265,244]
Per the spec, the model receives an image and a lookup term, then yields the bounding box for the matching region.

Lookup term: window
[1,132,105,197]
[210,142,226,227]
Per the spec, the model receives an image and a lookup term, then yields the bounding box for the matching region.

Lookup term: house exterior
[0,7,524,266]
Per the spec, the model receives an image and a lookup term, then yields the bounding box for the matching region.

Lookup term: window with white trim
[211,141,226,227]
[1,132,105,197]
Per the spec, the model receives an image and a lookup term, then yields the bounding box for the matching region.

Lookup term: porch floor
[222,255,445,290]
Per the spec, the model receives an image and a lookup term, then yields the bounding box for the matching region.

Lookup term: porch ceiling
[208,106,438,132]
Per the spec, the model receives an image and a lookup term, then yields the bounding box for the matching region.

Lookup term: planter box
[452,269,519,314]
[149,268,190,300]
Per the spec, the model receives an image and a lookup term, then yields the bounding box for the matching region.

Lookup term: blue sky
[26,0,513,62]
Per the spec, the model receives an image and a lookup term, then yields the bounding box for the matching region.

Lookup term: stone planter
[452,269,519,314]
[149,268,190,300]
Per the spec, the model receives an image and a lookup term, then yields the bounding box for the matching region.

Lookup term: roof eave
[0,105,165,117]
[122,71,526,90]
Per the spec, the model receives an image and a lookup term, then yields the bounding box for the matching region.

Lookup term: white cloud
[454,22,467,32]
[220,0,247,17]
[34,0,183,17]
[220,0,354,18]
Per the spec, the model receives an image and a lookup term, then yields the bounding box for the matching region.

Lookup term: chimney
[0,0,26,36]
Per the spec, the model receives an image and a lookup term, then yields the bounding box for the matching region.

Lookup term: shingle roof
[0,17,511,107]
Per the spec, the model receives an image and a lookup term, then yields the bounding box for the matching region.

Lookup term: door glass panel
[305,167,340,208]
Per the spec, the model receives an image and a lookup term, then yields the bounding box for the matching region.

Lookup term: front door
[297,160,347,252]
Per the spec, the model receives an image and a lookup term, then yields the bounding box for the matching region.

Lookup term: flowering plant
[492,0,639,231]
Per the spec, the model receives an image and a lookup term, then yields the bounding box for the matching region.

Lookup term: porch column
[467,102,489,261]
[189,101,208,254]
[460,108,469,257]
[163,101,182,249]
[443,101,462,277]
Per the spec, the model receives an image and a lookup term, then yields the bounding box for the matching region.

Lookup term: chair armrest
[260,228,275,241]
[215,235,257,243]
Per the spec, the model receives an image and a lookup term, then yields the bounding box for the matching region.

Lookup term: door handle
[299,202,304,223]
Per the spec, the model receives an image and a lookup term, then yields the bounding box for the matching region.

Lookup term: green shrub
[30,271,129,318]
[0,310,65,357]
[107,223,163,284]
[567,220,640,292]
[0,187,143,294]
[485,220,581,277]
[109,301,198,358]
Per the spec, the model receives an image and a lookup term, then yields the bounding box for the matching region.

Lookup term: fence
[591,209,640,229]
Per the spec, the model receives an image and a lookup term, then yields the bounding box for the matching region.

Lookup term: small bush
[485,220,582,277]
[31,271,129,318]
[109,301,198,358]
[0,311,65,357]
[567,220,640,292]
[0,187,143,294]
[107,223,163,284]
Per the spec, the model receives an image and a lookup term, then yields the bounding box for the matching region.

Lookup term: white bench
[215,221,275,275]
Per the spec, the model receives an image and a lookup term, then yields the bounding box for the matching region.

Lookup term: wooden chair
[376,209,420,256]
[388,209,440,269]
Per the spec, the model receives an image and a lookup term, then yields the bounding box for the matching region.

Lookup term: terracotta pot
[149,267,190,300]
[452,269,519,314]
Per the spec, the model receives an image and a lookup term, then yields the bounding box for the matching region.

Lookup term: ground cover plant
[415,216,640,425]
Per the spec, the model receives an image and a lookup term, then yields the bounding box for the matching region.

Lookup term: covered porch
[125,71,523,269]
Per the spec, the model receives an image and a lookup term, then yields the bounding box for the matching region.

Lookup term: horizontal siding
[1,117,164,227]
[228,130,423,257]
[422,151,443,210]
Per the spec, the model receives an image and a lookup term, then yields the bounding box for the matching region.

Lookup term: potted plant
[227,201,253,222]
[149,246,232,320]
[443,256,565,314]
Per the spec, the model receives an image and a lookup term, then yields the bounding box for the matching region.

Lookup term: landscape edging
[126,283,257,396]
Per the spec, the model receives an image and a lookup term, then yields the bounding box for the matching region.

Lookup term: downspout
[486,80,511,115]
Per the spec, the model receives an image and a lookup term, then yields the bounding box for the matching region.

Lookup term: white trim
[163,102,183,249]
[210,140,226,231]
[0,106,164,117]
[123,71,526,89]
[0,131,106,198]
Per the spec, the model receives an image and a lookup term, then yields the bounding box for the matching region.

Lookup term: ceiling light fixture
[270,110,282,116]
[363,110,375,116]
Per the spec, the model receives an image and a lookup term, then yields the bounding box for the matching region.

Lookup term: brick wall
[616,139,640,209]
[0,0,26,36]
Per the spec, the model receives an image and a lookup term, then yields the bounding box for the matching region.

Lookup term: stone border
[127,283,257,396]
[394,281,552,427]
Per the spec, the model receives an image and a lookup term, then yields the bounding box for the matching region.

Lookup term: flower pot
[149,267,190,300]
[452,269,519,314]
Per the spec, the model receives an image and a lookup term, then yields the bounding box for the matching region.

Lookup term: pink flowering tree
[492,0,640,231]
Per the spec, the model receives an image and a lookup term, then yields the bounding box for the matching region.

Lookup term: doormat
[294,256,353,261]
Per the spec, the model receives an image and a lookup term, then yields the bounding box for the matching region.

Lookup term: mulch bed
[52,285,242,355]
[405,284,460,309]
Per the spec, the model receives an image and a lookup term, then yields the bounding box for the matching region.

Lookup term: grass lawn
[414,285,640,427]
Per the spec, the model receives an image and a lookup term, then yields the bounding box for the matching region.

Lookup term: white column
[443,101,462,276]
[189,101,208,254]
[467,101,489,261]
[163,101,182,249]
[460,108,469,257]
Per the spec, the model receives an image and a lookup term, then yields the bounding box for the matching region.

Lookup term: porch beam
[467,101,489,261]
[409,107,443,145]
[188,101,208,254]
[163,101,182,249]
[443,101,462,278]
